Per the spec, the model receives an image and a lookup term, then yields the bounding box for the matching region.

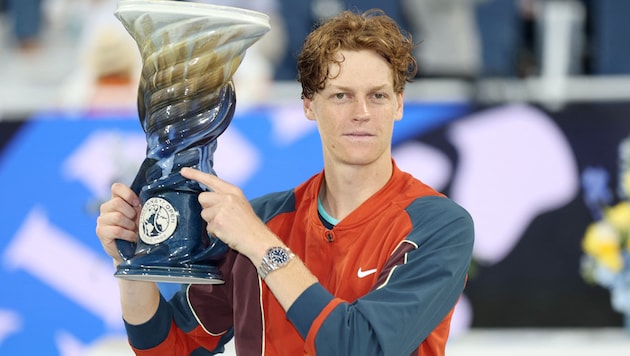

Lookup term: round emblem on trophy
[139,197,178,245]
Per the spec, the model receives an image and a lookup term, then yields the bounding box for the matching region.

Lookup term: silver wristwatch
[258,246,295,279]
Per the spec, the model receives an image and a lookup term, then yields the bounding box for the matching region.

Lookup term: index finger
[181,167,227,192]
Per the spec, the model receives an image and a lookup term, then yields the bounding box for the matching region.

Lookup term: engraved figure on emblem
[112,0,270,284]
[140,197,178,245]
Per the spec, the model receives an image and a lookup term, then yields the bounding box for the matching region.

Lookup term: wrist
[258,246,295,279]
[242,228,282,265]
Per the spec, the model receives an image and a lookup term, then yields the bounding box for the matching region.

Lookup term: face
[303,50,403,168]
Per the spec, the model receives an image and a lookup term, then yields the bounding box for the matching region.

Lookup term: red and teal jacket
[124,161,475,355]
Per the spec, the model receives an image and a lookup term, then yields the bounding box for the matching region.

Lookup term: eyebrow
[327,83,391,92]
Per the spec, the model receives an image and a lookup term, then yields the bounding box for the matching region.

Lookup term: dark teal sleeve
[124,287,233,354]
[286,282,335,338]
[124,294,173,350]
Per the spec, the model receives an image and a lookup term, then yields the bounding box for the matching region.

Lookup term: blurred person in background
[474,0,533,77]
[4,0,43,53]
[473,0,586,78]
[402,0,482,79]
[56,0,141,114]
[274,0,315,80]
[584,0,630,75]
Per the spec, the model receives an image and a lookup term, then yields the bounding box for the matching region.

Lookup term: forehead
[325,50,394,89]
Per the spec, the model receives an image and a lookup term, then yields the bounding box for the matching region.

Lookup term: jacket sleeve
[124,290,233,355]
[123,252,239,355]
[286,196,474,355]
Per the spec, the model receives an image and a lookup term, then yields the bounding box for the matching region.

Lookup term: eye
[334,93,346,100]
[373,93,386,100]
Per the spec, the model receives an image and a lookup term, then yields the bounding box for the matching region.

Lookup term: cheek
[315,107,340,129]
[315,119,340,149]
[317,120,336,139]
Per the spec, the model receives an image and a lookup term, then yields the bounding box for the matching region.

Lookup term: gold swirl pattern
[115,1,270,164]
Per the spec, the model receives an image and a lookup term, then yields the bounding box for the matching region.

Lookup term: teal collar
[317,197,339,226]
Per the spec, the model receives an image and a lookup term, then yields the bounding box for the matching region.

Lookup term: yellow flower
[604,201,630,232]
[582,221,623,272]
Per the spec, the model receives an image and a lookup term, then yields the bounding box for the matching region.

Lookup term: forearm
[243,229,318,311]
[118,278,161,325]
[263,256,318,311]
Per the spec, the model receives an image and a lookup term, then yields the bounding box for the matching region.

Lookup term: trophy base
[115,264,225,284]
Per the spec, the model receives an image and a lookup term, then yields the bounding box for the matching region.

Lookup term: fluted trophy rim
[115,0,271,28]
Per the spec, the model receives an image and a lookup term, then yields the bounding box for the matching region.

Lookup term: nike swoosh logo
[357,267,377,278]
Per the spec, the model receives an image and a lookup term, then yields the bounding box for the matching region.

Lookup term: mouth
[344,131,374,138]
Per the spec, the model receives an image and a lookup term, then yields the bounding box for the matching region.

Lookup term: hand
[180,167,274,260]
[95,183,142,265]
[182,168,318,312]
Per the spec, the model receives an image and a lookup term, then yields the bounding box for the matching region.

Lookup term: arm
[124,284,234,355]
[97,183,231,355]
[289,197,474,355]
[96,183,161,325]
[180,167,319,311]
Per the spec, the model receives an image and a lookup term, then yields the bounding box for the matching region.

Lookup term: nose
[352,97,369,121]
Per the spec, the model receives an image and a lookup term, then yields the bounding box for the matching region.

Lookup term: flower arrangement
[580,138,630,333]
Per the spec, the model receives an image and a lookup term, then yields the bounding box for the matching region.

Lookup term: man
[96,9,474,355]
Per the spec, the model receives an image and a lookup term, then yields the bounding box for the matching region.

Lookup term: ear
[303,97,316,121]
[395,92,404,121]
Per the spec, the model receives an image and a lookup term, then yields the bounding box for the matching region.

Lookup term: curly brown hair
[297,9,417,100]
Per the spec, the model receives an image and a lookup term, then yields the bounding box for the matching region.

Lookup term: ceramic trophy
[112,0,270,283]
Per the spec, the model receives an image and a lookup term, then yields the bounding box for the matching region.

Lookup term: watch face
[269,248,289,264]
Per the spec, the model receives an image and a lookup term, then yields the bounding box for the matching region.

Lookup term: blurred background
[2,0,630,355]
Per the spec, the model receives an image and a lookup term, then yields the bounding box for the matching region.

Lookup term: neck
[319,159,393,221]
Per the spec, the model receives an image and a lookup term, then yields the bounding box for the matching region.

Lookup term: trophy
[112,0,270,284]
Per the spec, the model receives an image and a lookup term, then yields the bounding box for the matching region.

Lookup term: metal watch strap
[258,246,295,279]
